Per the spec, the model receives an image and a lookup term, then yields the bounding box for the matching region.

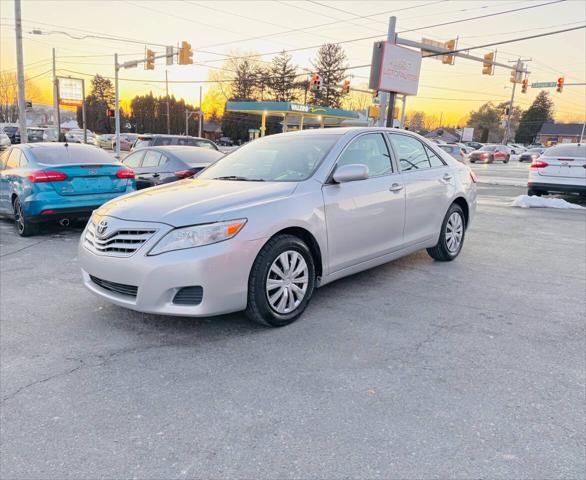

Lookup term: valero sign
[58,77,84,107]
[369,42,422,96]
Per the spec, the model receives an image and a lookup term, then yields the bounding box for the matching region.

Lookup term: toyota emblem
[96,219,109,238]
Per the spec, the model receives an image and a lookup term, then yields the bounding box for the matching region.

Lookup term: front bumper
[79,220,267,317]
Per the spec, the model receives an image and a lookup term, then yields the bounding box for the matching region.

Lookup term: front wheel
[504,155,510,164]
[13,197,38,237]
[245,235,315,327]
[427,203,465,262]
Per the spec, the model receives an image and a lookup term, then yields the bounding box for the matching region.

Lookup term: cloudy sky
[1,0,585,124]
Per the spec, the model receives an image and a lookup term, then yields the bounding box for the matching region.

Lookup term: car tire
[528,188,544,197]
[470,160,475,164]
[487,156,494,164]
[245,234,316,327]
[504,155,510,164]
[427,203,466,262]
[13,197,38,237]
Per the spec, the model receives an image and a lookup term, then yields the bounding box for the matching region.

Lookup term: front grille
[90,275,138,297]
[84,221,156,256]
[173,286,203,305]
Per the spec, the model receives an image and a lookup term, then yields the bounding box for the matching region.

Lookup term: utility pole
[14,0,27,143]
[114,53,121,158]
[81,79,87,144]
[52,48,61,140]
[198,85,203,138]
[165,70,170,135]
[580,122,585,144]
[378,16,396,127]
[504,58,531,144]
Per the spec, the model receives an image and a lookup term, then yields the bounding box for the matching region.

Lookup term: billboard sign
[58,77,84,107]
[370,42,421,96]
[461,127,474,142]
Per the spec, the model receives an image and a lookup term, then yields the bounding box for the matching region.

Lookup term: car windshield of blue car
[199,134,339,182]
[32,145,116,165]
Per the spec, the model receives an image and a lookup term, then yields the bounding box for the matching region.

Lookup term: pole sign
[461,127,474,142]
[531,82,557,88]
[57,77,84,107]
[369,42,421,96]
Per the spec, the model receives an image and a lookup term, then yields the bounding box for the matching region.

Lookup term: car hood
[95,179,298,227]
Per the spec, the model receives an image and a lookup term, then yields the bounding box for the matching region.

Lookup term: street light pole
[198,85,203,138]
[14,0,27,143]
[52,48,61,140]
[165,70,170,135]
[114,53,121,159]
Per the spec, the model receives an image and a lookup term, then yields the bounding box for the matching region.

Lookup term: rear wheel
[13,197,38,237]
[487,155,494,164]
[427,203,465,262]
[245,235,315,327]
[528,188,545,197]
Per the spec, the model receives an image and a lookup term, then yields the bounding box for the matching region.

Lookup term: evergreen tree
[515,91,554,144]
[76,75,116,133]
[266,51,299,102]
[230,59,261,101]
[310,43,348,108]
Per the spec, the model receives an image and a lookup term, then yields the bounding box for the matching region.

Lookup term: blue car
[0,143,136,236]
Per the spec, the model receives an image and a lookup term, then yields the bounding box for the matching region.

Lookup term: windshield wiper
[212,175,265,181]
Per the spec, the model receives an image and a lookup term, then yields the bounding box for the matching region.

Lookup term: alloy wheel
[14,200,25,234]
[266,250,309,314]
[445,212,463,253]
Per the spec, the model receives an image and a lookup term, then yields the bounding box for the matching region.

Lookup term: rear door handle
[152,173,160,178]
[389,183,404,192]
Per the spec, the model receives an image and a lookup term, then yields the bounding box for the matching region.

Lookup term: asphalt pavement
[1,164,585,479]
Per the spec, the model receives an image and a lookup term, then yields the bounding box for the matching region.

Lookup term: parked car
[122,145,223,190]
[65,129,97,146]
[469,144,510,163]
[465,141,483,150]
[0,143,135,236]
[507,143,526,155]
[519,147,545,163]
[437,143,466,162]
[79,127,477,327]
[42,127,59,142]
[527,143,586,196]
[528,143,544,149]
[3,125,20,144]
[0,131,11,151]
[112,133,138,151]
[97,134,115,149]
[26,127,45,143]
[132,134,220,151]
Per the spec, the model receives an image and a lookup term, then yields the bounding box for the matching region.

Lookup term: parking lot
[1,162,585,479]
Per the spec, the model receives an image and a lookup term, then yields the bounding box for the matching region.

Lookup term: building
[536,122,584,145]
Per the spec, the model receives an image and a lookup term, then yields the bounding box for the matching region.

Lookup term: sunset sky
[1,0,585,125]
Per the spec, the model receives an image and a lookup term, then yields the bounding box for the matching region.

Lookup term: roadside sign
[369,42,421,96]
[531,82,557,88]
[58,77,84,106]
[461,127,474,142]
[25,101,32,109]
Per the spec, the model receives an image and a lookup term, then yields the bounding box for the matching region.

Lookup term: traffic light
[556,77,564,93]
[310,74,322,92]
[521,78,528,94]
[106,108,115,117]
[510,68,517,83]
[442,39,456,65]
[179,41,193,65]
[341,79,350,94]
[145,49,155,70]
[482,51,495,75]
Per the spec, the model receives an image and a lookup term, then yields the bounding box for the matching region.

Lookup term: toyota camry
[79,128,477,327]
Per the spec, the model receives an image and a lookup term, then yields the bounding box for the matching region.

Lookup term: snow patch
[511,195,585,210]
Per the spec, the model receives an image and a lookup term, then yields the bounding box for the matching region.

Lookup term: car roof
[16,142,98,151]
[134,145,224,159]
[137,134,210,140]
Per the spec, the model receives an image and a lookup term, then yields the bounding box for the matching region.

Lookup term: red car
[469,144,510,164]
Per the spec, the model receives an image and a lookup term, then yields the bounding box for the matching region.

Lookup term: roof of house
[538,122,584,136]
[424,128,460,140]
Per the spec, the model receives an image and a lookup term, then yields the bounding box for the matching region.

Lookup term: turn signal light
[116,168,135,179]
[530,160,549,168]
[26,170,68,182]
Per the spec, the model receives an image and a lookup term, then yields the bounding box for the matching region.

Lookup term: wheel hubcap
[266,250,309,314]
[445,212,463,253]
[14,201,24,233]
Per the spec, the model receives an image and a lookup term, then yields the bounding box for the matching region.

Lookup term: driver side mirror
[333,164,369,183]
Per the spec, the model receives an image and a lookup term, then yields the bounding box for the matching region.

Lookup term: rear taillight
[530,160,549,168]
[469,171,478,183]
[26,170,68,182]
[174,169,195,178]
[116,168,135,179]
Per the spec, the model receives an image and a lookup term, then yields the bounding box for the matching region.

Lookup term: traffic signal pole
[114,53,121,158]
[14,0,27,144]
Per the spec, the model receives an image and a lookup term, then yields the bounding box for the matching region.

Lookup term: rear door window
[153,137,174,146]
[426,146,447,167]
[123,151,145,168]
[388,134,431,171]
[142,150,164,168]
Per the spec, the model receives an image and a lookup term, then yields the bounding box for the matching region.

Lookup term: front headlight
[148,219,247,255]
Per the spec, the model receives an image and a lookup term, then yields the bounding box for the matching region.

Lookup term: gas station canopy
[226,101,360,138]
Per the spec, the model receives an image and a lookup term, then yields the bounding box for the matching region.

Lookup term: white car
[527,143,586,196]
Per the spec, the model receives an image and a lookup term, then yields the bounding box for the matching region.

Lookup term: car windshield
[544,144,586,157]
[479,145,497,151]
[4,126,17,134]
[528,148,543,153]
[32,145,116,165]
[198,134,339,182]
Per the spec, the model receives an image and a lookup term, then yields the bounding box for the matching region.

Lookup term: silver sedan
[79,127,477,327]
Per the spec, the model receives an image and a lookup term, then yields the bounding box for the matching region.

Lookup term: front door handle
[442,173,453,182]
[389,183,404,192]
[152,173,160,178]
